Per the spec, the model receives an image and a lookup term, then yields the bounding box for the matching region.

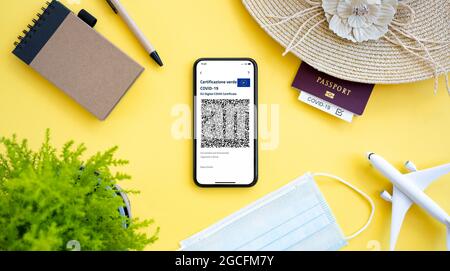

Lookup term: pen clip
[78,9,97,28]
[106,0,118,14]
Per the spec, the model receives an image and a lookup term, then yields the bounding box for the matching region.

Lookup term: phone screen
[194,59,257,186]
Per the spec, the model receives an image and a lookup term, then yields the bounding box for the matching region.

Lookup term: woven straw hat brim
[243,0,450,84]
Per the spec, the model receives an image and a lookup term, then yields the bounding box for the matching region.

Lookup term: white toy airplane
[367,152,450,251]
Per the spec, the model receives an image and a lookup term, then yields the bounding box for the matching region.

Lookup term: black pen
[106,0,163,66]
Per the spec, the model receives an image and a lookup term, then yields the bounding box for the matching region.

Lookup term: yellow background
[1,0,449,251]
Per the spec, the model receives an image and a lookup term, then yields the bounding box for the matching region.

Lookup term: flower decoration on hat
[323,0,398,42]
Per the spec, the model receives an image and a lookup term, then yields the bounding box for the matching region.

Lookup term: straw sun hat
[242,0,450,91]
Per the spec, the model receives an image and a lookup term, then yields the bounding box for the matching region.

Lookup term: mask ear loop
[312,172,375,240]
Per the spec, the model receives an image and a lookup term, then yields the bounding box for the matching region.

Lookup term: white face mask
[180,172,375,251]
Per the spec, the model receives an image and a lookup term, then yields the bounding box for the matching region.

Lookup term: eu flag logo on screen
[237,78,251,87]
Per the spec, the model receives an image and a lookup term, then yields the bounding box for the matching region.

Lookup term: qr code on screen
[201,99,250,148]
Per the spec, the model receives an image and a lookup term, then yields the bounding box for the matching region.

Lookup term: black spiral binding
[13,1,56,49]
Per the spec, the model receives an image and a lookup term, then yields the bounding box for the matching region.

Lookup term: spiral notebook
[12,0,144,120]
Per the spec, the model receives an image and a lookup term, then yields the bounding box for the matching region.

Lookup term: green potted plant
[0,130,158,250]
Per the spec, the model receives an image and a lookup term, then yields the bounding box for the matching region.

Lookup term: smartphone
[194,58,258,187]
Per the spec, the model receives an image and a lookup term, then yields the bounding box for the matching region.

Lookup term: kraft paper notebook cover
[12,0,144,120]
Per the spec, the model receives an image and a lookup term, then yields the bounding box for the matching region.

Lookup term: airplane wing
[405,163,450,190]
[390,186,413,251]
[447,226,450,250]
[389,163,450,250]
